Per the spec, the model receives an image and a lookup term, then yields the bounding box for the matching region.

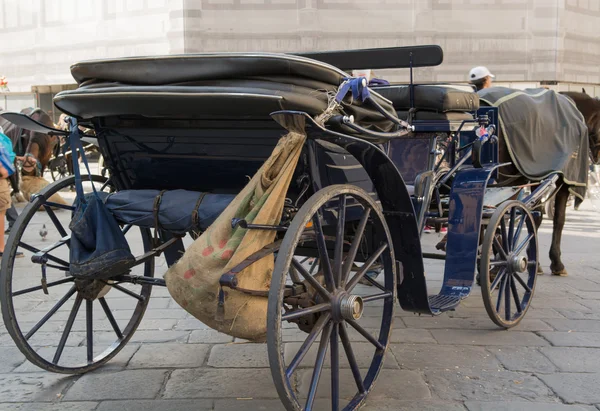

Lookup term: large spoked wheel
[480,200,538,329]
[268,185,396,411]
[1,175,154,374]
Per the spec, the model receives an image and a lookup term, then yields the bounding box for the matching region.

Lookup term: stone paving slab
[0,402,99,411]
[0,373,76,403]
[538,332,600,347]
[96,399,213,411]
[543,319,600,332]
[402,316,553,331]
[489,347,557,374]
[128,343,210,369]
[464,402,598,411]
[0,347,27,373]
[425,369,556,402]
[296,368,431,400]
[429,329,550,346]
[540,347,600,372]
[539,373,600,404]
[63,369,168,401]
[162,368,279,399]
[390,344,499,370]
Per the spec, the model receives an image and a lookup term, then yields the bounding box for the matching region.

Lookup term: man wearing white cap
[468,66,495,91]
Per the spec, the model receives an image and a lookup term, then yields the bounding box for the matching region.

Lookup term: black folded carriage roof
[53,52,396,127]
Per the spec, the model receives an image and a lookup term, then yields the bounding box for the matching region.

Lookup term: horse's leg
[532,204,545,274]
[550,185,570,276]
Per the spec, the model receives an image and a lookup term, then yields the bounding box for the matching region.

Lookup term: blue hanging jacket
[0,132,16,176]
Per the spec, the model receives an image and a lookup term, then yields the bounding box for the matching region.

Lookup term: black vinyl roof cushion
[373,85,480,112]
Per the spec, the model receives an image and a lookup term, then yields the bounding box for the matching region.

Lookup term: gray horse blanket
[478,87,589,200]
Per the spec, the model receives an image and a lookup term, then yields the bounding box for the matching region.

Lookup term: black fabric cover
[104,189,235,234]
[478,87,589,199]
[373,85,479,112]
[55,53,398,132]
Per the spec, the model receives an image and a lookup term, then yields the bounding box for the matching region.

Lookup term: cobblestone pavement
[0,181,599,411]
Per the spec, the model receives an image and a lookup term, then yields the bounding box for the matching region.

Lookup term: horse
[541,90,600,276]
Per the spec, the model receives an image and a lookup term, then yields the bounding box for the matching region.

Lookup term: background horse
[0,108,62,203]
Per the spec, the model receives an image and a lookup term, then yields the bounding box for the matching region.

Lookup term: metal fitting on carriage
[342,115,355,124]
[231,218,287,231]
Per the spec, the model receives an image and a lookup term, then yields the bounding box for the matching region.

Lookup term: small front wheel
[268,185,396,411]
[480,200,538,328]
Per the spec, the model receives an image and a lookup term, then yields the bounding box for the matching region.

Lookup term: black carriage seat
[372,84,480,116]
[371,85,479,204]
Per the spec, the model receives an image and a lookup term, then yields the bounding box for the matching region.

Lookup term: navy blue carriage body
[67,119,135,279]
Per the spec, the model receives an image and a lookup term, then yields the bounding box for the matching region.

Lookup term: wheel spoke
[489,268,507,294]
[341,208,371,286]
[495,274,506,312]
[305,321,332,411]
[291,259,330,301]
[514,233,534,255]
[289,264,302,284]
[500,217,509,252]
[282,303,330,322]
[86,299,93,363]
[362,292,393,303]
[53,293,83,364]
[357,273,386,292]
[339,324,365,393]
[492,236,508,260]
[333,194,346,288]
[24,286,77,340]
[347,319,384,350]
[18,242,70,268]
[346,244,388,293]
[286,313,331,378]
[513,214,526,249]
[312,212,335,290]
[510,275,522,314]
[489,260,507,267]
[99,297,123,339]
[308,258,319,275]
[330,323,340,411]
[43,205,68,239]
[507,207,516,250]
[13,277,74,297]
[106,283,145,302]
[504,272,511,321]
[513,273,532,293]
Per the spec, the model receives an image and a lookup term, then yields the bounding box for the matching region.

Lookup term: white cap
[469,66,495,83]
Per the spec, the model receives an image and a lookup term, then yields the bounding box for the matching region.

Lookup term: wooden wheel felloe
[480,200,538,329]
[268,185,396,411]
[0,175,154,374]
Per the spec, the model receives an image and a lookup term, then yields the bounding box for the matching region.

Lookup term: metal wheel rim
[268,184,396,411]
[0,175,154,374]
[480,200,538,329]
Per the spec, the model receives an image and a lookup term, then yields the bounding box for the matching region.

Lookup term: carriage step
[428,294,461,312]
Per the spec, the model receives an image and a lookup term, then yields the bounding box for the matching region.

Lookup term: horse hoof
[552,269,568,277]
[537,265,544,275]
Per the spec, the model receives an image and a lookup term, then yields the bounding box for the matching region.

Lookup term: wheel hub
[338,294,364,321]
[508,254,528,273]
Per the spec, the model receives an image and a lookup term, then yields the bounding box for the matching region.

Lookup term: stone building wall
[0,0,598,96]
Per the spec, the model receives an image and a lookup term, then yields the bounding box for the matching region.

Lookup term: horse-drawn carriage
[0,45,590,411]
